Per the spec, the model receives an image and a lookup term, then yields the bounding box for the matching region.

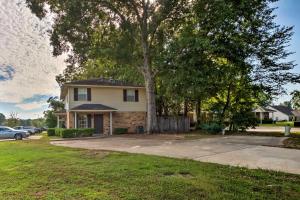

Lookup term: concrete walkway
[51,135,300,174]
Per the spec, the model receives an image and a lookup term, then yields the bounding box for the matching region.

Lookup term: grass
[259,121,295,127]
[0,137,300,199]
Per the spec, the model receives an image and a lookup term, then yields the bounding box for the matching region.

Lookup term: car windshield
[4,127,14,131]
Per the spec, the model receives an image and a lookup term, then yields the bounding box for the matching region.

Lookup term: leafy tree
[0,113,5,125]
[26,0,189,133]
[281,101,292,109]
[291,90,300,110]
[44,97,65,128]
[31,118,46,128]
[161,0,298,130]
[5,112,19,127]
[43,110,57,128]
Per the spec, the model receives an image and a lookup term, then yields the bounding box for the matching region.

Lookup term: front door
[94,114,103,134]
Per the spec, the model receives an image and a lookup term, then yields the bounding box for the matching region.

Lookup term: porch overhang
[70,104,117,112]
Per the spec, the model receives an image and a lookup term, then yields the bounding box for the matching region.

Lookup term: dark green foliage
[59,129,76,138]
[114,128,128,134]
[47,128,56,136]
[231,112,258,131]
[0,113,5,125]
[56,128,95,138]
[291,90,300,109]
[44,97,64,128]
[77,128,95,137]
[257,119,274,124]
[201,123,223,134]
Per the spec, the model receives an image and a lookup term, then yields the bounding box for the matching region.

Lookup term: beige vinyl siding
[68,86,147,112]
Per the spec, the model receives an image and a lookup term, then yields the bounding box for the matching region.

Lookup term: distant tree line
[0,112,45,128]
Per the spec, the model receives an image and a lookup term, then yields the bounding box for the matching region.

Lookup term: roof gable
[270,105,294,116]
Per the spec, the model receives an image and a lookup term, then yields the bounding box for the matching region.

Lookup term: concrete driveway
[51,135,300,174]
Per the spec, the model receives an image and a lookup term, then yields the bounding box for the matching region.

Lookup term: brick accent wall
[66,111,146,134]
[112,112,146,133]
[66,112,74,128]
[103,113,110,135]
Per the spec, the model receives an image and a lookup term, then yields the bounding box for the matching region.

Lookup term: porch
[56,104,117,135]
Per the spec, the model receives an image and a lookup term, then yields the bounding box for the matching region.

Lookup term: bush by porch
[47,128,95,138]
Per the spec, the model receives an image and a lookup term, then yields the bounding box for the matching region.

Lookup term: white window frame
[78,88,88,101]
[78,115,88,128]
[126,89,135,102]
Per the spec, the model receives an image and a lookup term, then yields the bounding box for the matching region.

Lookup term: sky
[0,0,299,119]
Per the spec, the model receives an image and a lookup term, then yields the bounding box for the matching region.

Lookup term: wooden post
[57,115,59,128]
[75,112,77,128]
[110,112,113,135]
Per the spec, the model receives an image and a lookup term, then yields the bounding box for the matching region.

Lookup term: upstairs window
[74,88,91,101]
[123,89,139,102]
[78,88,87,101]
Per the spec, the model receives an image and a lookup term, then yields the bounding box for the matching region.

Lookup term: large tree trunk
[141,32,158,133]
[183,99,188,117]
[141,2,158,133]
[196,99,202,124]
[144,67,158,133]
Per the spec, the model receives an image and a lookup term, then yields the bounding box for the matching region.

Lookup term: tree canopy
[26,0,299,131]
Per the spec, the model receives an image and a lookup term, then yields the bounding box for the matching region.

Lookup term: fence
[157,116,190,133]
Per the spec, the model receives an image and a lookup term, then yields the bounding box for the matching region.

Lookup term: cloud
[0,0,66,105]
[15,101,48,111]
[0,65,15,81]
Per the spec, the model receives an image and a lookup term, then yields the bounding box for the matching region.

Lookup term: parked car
[13,126,37,134]
[34,127,42,133]
[0,126,29,140]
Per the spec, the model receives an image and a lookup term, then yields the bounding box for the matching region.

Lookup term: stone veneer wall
[112,112,146,133]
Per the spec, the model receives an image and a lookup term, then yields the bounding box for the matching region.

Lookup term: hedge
[54,128,95,138]
[114,128,128,134]
[201,123,224,134]
[47,128,56,136]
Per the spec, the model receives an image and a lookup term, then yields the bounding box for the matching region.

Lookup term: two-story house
[57,78,147,135]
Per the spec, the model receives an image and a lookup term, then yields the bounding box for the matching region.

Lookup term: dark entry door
[94,114,103,134]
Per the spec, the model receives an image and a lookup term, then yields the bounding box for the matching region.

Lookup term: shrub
[257,119,274,124]
[201,123,223,134]
[114,128,128,134]
[55,128,63,137]
[60,129,77,138]
[47,128,56,136]
[58,128,95,138]
[77,128,95,137]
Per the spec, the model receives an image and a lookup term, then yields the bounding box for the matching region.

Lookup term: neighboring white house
[267,105,295,121]
[253,106,275,124]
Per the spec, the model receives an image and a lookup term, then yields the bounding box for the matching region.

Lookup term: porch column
[57,115,59,128]
[260,112,263,124]
[75,112,77,128]
[109,112,113,135]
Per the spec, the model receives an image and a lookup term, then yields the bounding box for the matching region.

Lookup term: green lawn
[0,137,300,200]
[259,121,295,127]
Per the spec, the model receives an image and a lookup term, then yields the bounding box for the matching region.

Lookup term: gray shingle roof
[71,104,117,111]
[65,78,144,87]
[270,105,294,116]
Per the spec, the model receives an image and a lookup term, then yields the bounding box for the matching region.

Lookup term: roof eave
[63,84,145,89]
